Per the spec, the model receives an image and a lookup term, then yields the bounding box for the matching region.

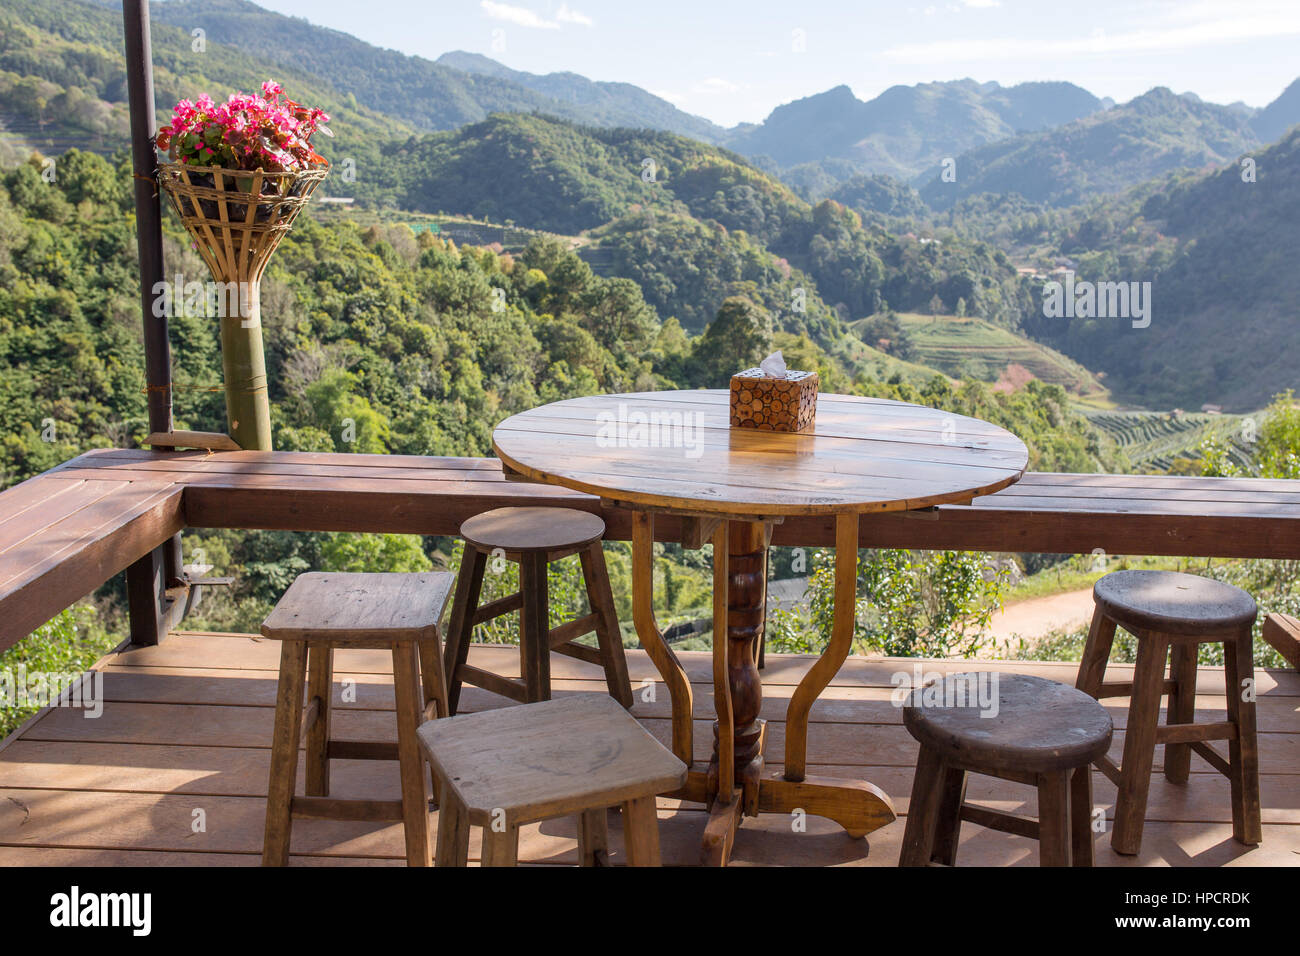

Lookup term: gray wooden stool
[1077,569,1261,855]
[900,673,1113,867]
[443,507,632,713]
[260,571,454,867]
[418,695,687,866]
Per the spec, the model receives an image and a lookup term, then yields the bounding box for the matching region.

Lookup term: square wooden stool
[261,571,454,866]
[417,695,687,866]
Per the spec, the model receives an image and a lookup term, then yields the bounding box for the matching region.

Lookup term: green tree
[1200,391,1300,479]
[303,367,391,453]
[320,533,432,573]
[768,548,1009,659]
[691,296,773,386]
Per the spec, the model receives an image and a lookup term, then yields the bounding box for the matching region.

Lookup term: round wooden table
[493,390,1028,864]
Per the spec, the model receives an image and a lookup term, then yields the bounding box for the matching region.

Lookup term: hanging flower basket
[157,163,327,285]
[153,81,332,451]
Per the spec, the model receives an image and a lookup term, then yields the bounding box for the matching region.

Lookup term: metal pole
[123,1,185,639]
[123,0,173,436]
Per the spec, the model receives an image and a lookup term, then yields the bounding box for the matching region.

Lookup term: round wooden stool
[260,571,454,867]
[418,695,687,866]
[443,506,633,713]
[1077,569,1260,855]
[900,673,1113,867]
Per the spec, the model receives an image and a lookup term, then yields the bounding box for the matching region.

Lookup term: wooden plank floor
[0,633,1295,867]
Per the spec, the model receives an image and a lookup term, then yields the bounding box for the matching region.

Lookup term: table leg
[702,520,768,865]
[764,512,895,837]
[630,511,694,768]
[629,508,895,864]
[719,521,766,788]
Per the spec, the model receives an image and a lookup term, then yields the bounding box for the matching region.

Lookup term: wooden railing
[2,448,1298,654]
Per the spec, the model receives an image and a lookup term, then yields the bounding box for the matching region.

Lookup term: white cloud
[698,76,742,94]
[480,1,559,30]
[556,4,594,27]
[651,77,746,110]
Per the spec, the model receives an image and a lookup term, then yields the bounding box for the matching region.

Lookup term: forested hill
[5,0,1295,415]
[356,112,1034,335]
[0,0,413,174]
[0,149,1118,491]
[1019,127,1300,411]
[918,87,1261,209]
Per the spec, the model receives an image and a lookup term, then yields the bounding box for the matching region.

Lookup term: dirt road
[988,586,1096,644]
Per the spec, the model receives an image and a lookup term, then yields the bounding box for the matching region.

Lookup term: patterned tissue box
[729,368,819,433]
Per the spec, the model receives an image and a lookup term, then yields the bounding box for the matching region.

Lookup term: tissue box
[729,369,819,433]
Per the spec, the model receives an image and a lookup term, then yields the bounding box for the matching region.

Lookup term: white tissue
[759,350,788,378]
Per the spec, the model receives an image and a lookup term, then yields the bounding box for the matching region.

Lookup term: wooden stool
[443,506,633,713]
[900,673,1113,867]
[260,571,454,867]
[418,694,687,866]
[1077,569,1261,855]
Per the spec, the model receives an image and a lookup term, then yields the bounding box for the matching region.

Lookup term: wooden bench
[1263,613,1300,670]
[2,447,1298,652]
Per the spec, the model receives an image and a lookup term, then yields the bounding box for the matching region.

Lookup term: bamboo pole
[157,164,326,450]
[220,295,273,450]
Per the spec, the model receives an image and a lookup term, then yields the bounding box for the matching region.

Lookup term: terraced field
[1081,409,1256,472]
[836,335,957,389]
[308,206,579,252]
[888,313,1109,401]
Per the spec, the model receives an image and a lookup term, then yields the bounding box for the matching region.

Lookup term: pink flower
[156,82,329,172]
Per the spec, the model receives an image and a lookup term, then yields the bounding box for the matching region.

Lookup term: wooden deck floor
[0,635,1295,867]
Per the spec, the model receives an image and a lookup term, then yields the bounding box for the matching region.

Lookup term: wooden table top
[492,391,1029,517]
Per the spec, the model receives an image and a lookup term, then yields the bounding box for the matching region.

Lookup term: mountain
[725,79,1105,181]
[353,112,1032,333]
[825,173,929,222]
[435,51,724,143]
[0,0,413,174]
[1252,77,1300,142]
[919,87,1260,210]
[1,0,723,184]
[144,0,722,138]
[1018,127,1300,410]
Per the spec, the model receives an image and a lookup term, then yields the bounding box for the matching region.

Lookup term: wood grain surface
[493,391,1028,516]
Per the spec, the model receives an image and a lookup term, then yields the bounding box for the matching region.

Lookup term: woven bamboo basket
[158,163,327,285]
[157,162,328,450]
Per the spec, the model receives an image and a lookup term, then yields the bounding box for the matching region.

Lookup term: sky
[238,0,1300,127]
